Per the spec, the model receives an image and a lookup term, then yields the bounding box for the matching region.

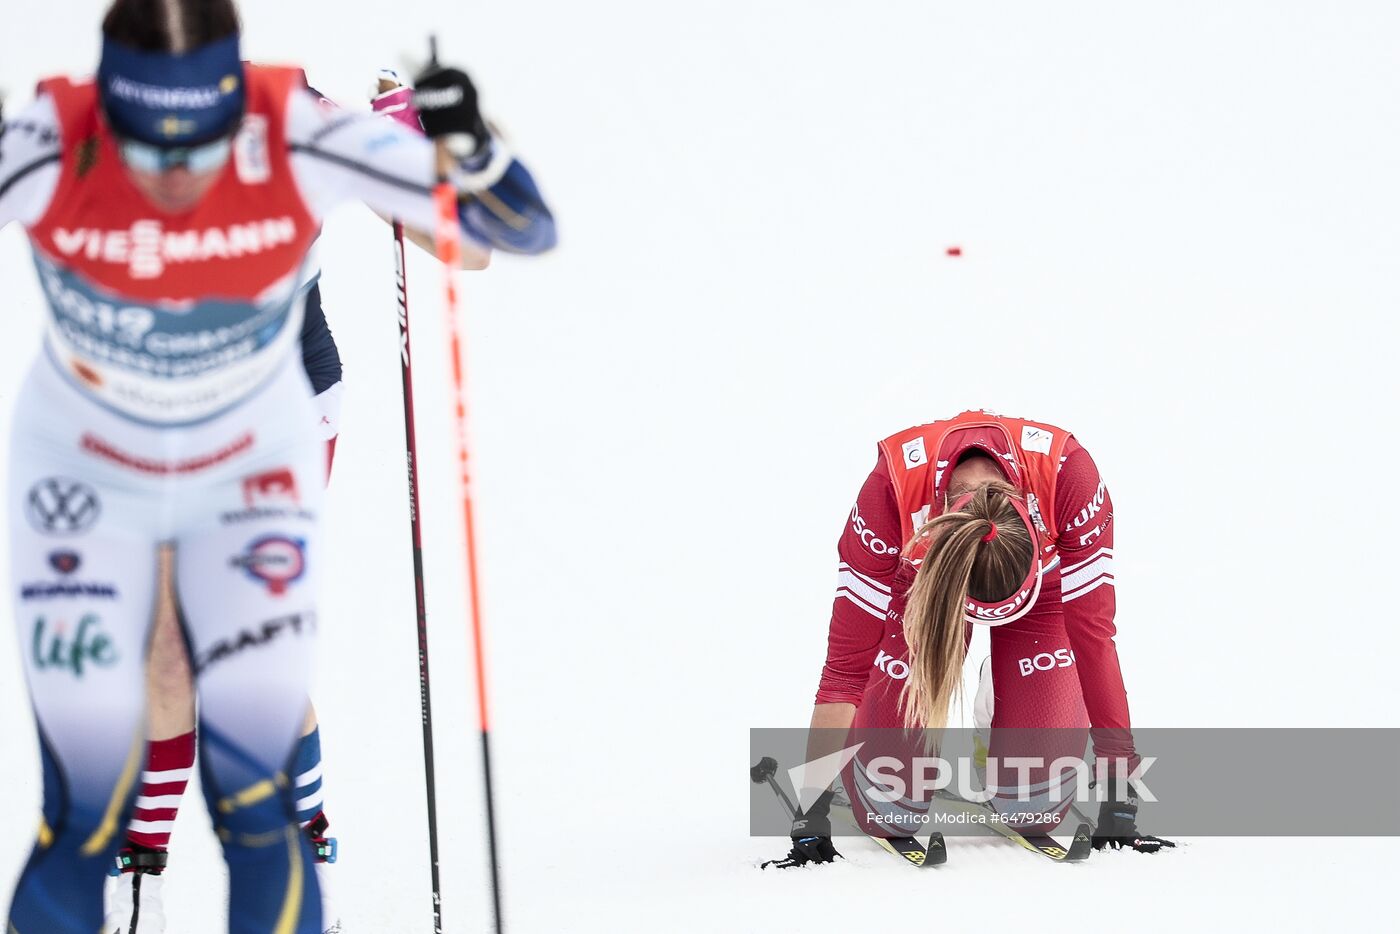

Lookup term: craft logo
[25,477,101,535]
[194,613,310,673]
[32,614,118,677]
[231,536,306,595]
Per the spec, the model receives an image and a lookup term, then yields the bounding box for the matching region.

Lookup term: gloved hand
[762,790,842,869]
[412,62,490,160]
[1093,777,1176,853]
[371,68,423,133]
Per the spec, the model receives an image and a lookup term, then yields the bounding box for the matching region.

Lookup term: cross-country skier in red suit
[767,411,1173,868]
[0,0,554,930]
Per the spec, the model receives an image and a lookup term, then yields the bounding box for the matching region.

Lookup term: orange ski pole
[432,173,504,934]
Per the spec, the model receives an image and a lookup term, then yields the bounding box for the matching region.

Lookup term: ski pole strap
[303,811,339,864]
[309,835,338,864]
[304,811,330,837]
[111,846,169,876]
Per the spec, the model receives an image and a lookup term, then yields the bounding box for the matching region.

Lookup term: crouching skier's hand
[1092,777,1176,853]
[762,790,842,869]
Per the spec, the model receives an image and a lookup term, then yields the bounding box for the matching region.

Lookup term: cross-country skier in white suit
[0,0,555,931]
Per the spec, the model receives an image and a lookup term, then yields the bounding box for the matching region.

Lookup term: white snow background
[2,1,1398,931]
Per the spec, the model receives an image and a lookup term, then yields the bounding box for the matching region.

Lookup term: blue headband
[97,34,245,147]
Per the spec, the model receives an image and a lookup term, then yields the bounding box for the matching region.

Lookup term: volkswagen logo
[25,478,101,535]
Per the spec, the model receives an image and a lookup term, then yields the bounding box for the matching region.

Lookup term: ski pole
[392,221,447,933]
[750,756,798,821]
[431,128,506,934]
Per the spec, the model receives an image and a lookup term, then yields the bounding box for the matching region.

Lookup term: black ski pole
[750,756,798,820]
[393,221,446,933]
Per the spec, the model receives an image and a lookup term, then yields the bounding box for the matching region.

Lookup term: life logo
[231,536,306,595]
[850,505,897,556]
[1018,648,1075,677]
[32,614,118,677]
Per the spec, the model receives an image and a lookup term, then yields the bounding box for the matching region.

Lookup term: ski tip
[750,756,779,784]
[924,832,949,866]
[1066,822,1094,861]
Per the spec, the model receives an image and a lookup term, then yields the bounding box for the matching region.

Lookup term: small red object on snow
[946,246,962,257]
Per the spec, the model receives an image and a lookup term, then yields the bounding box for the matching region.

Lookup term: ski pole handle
[750,758,798,821]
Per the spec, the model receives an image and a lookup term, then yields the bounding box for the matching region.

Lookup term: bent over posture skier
[768,411,1172,868]
[0,1,554,931]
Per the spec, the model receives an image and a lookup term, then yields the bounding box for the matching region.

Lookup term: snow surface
[2,1,1398,931]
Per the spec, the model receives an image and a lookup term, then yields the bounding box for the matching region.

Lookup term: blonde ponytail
[899,480,1036,730]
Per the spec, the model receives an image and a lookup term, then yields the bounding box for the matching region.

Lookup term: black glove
[412,63,490,158]
[762,790,842,869]
[1093,777,1176,853]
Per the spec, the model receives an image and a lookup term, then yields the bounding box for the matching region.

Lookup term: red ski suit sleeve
[815,454,907,706]
[1054,440,1137,767]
